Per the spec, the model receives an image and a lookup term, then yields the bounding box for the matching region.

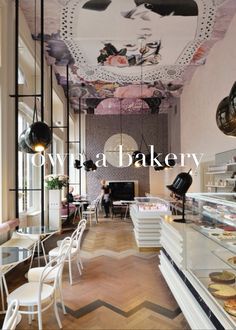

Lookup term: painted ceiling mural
[20,0,236,114]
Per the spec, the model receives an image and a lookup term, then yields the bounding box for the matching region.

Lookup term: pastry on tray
[217,205,229,213]
[209,271,235,284]
[228,256,236,265]
[200,225,224,234]
[224,299,236,317]
[221,226,236,232]
[217,232,236,240]
[208,283,236,299]
[200,226,223,233]
[203,206,216,213]
[224,214,236,221]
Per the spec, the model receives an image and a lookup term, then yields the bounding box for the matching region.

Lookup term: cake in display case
[130,197,170,248]
[185,193,236,327]
[159,193,236,329]
[134,197,170,213]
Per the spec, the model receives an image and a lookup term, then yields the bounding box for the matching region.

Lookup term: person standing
[100,180,111,218]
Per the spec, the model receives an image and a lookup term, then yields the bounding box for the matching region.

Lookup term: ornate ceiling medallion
[61,0,217,83]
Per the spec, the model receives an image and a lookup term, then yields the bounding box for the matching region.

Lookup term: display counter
[130,197,171,248]
[160,193,236,330]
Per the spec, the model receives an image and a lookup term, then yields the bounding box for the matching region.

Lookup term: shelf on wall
[206,163,236,175]
[205,171,228,175]
[226,178,236,182]
[205,185,229,188]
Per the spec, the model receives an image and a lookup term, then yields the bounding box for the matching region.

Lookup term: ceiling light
[132,151,143,167]
[167,159,176,167]
[18,129,36,154]
[83,159,94,172]
[25,121,52,152]
[134,160,142,168]
[22,7,52,153]
[145,152,158,166]
[154,162,165,171]
[216,96,236,136]
[230,81,236,111]
[74,159,82,169]
[91,163,97,171]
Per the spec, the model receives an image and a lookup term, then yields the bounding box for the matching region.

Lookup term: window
[53,90,64,131]
[18,108,40,213]
[69,116,81,194]
[52,134,64,175]
[18,67,26,85]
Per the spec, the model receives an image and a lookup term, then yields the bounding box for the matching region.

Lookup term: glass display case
[130,197,171,248]
[185,193,236,327]
[134,197,170,213]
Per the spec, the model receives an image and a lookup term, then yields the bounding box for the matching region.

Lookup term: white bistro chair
[82,198,100,226]
[27,236,72,315]
[7,252,66,330]
[2,299,19,330]
[56,219,87,247]
[49,223,86,285]
[56,219,87,273]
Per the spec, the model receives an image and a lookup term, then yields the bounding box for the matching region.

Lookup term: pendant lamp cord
[120,98,123,146]
[33,0,38,124]
[140,45,144,150]
[139,40,149,153]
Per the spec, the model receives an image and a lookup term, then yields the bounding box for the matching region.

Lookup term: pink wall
[181,14,236,161]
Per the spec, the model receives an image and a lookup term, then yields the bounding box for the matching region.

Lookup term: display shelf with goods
[159,193,236,330]
[204,163,236,193]
[130,197,171,249]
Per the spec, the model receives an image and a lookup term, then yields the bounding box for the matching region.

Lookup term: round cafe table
[72,200,89,217]
[17,226,59,268]
[0,247,32,313]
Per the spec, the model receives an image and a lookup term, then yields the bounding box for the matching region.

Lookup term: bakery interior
[1,0,236,329]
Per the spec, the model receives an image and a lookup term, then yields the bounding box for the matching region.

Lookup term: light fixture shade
[18,129,36,154]
[145,152,158,166]
[132,150,143,167]
[83,159,94,172]
[25,121,52,152]
[229,81,236,112]
[74,159,82,169]
[154,161,165,171]
[166,171,192,196]
[216,97,236,136]
[167,159,176,167]
[91,163,97,171]
[132,151,141,161]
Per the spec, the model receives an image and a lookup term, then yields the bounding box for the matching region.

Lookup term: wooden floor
[1,217,189,330]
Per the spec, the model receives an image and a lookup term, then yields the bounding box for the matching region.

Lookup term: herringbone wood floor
[1,217,189,329]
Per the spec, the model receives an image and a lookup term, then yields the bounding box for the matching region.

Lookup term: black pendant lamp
[229,81,236,113]
[216,86,236,137]
[25,102,52,152]
[24,0,51,153]
[132,42,146,169]
[83,159,96,172]
[167,159,176,167]
[132,150,143,167]
[74,159,82,169]
[91,163,97,171]
[154,161,166,171]
[18,129,36,154]
[145,152,160,166]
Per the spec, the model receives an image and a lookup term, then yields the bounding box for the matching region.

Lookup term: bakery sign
[30,145,204,170]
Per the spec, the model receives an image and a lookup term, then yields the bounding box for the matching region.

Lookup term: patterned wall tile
[86,114,168,200]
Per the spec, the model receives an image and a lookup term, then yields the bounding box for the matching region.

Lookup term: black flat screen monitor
[109,182,135,201]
